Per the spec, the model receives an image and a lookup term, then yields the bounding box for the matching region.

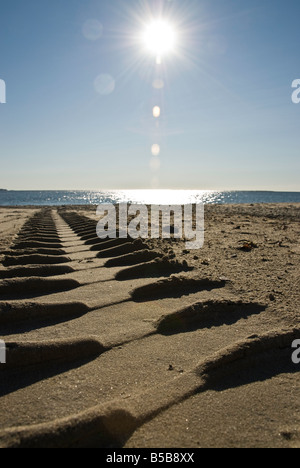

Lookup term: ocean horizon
[0,189,300,207]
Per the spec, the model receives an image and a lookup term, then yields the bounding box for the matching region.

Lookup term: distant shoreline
[1,189,300,193]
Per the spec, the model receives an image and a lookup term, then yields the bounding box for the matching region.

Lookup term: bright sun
[143,20,176,57]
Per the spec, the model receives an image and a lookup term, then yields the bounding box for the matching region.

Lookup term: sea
[0,190,300,207]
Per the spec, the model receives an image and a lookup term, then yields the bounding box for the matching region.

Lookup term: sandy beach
[0,203,299,448]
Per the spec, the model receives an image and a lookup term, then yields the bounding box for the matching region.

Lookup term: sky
[0,0,299,191]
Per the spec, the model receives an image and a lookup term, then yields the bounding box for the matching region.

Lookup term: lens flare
[94,74,115,95]
[151,144,160,156]
[152,79,164,89]
[82,19,103,41]
[152,106,161,118]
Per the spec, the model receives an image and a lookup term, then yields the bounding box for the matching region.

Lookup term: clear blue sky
[0,0,299,191]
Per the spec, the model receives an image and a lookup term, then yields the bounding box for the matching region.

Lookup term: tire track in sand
[0,207,295,448]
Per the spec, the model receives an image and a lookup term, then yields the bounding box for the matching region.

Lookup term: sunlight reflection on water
[106,190,230,205]
[0,190,299,206]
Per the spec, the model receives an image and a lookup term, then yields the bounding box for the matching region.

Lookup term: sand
[0,203,299,448]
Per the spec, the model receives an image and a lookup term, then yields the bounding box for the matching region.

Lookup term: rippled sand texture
[0,204,299,448]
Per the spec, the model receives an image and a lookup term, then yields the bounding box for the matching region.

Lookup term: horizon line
[1,188,300,193]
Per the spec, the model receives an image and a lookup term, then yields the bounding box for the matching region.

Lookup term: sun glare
[143,20,176,58]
